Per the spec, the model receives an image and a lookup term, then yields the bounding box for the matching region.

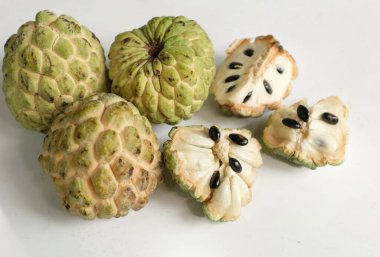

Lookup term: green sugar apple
[2,10,108,132]
[39,93,162,219]
[109,16,216,124]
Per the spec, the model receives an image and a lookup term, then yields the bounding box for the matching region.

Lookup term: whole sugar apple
[39,93,162,219]
[211,35,297,117]
[263,96,349,169]
[2,10,108,132]
[163,125,262,221]
[109,16,216,124]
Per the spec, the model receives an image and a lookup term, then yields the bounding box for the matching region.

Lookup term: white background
[0,0,379,256]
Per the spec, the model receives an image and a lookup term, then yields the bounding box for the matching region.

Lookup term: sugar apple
[211,35,297,117]
[108,16,216,124]
[2,10,108,132]
[163,125,262,221]
[38,93,162,219]
[263,96,349,169]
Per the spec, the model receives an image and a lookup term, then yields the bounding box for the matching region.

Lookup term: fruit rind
[109,16,216,124]
[2,10,108,132]
[39,93,162,219]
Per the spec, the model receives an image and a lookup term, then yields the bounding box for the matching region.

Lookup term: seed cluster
[223,48,257,98]
[223,44,286,104]
[208,126,248,189]
[282,104,339,129]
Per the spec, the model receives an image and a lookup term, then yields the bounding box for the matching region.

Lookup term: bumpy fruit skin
[2,10,108,132]
[163,125,262,221]
[263,96,349,169]
[39,93,162,219]
[109,16,216,124]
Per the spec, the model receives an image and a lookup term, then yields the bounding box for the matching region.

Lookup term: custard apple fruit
[163,125,262,221]
[109,16,216,124]
[211,35,297,117]
[263,96,349,169]
[2,10,108,132]
[38,93,162,219]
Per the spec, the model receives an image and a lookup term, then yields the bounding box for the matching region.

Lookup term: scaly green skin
[39,93,162,219]
[109,16,216,124]
[163,126,206,201]
[2,10,108,132]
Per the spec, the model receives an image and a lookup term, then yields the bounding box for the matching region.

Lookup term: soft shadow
[261,150,304,171]
[214,52,226,67]
[245,111,305,171]
[186,198,204,218]
[0,82,75,223]
[162,168,205,218]
[193,96,253,130]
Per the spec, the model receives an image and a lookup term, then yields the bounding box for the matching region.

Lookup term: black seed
[226,85,236,93]
[229,133,248,145]
[209,126,220,141]
[219,160,222,166]
[243,91,252,103]
[297,105,309,122]
[243,48,254,57]
[282,118,302,129]
[210,171,221,189]
[229,62,243,69]
[322,112,339,125]
[263,80,272,94]
[229,157,242,173]
[276,67,284,74]
[225,75,240,83]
